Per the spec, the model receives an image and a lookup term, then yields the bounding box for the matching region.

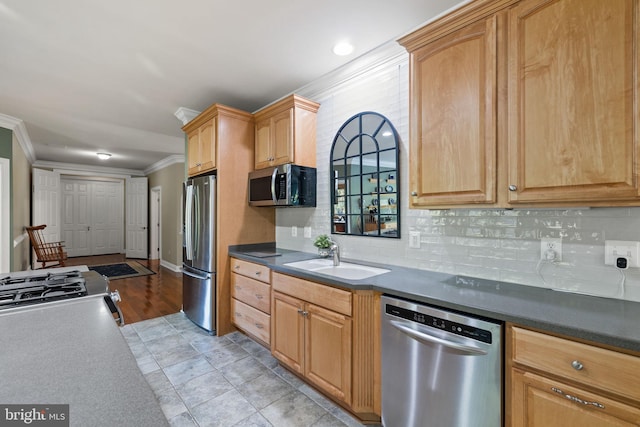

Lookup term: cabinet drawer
[230,258,270,283]
[231,273,271,314]
[232,298,270,345]
[511,326,640,401]
[272,272,351,316]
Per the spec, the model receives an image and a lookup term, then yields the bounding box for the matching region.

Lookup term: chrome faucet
[329,242,340,266]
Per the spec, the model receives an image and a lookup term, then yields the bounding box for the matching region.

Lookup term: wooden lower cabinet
[511,369,640,426]
[508,325,640,427]
[271,272,380,422]
[271,291,352,405]
[271,291,304,374]
[230,258,272,346]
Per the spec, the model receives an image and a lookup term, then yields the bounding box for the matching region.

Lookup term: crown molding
[290,40,408,105]
[144,154,185,175]
[0,113,36,164]
[32,160,145,178]
[174,107,201,125]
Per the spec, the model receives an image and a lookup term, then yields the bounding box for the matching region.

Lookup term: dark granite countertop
[229,243,640,353]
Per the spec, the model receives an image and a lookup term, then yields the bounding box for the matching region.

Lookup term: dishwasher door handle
[389,320,488,355]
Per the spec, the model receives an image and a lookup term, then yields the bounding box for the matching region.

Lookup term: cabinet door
[409,16,497,206]
[271,292,304,375]
[507,0,639,203]
[255,118,272,170]
[305,303,352,405]
[199,119,216,172]
[271,108,294,166]
[511,369,640,426]
[187,129,201,176]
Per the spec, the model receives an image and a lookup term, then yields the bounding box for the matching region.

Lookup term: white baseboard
[160,259,182,272]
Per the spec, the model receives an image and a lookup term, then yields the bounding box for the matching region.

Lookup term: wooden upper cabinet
[405,16,497,207]
[507,0,640,204]
[186,118,216,176]
[253,94,320,170]
[401,0,640,207]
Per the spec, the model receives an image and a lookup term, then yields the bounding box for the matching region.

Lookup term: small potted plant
[313,234,333,258]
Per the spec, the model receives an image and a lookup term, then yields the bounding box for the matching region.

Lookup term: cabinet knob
[411,191,418,196]
[571,360,584,371]
[234,265,240,270]
[508,185,517,191]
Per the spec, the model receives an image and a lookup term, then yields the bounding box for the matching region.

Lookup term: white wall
[276,48,640,303]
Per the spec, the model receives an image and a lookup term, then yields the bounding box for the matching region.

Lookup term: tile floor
[120,312,373,427]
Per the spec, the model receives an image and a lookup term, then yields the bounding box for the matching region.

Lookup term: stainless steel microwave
[248,164,317,207]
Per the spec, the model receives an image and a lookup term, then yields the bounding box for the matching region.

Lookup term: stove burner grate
[0,271,87,309]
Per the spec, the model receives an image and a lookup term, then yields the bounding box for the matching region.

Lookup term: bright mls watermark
[0,405,68,426]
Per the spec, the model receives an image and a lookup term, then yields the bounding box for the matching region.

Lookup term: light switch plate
[409,231,421,249]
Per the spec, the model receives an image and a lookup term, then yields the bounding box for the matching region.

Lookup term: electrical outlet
[291,226,298,237]
[304,227,312,238]
[604,240,640,268]
[540,238,562,261]
[409,231,421,249]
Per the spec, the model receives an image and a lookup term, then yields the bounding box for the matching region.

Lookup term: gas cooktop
[0,270,88,310]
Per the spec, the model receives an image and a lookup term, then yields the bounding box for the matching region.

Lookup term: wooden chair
[25,225,68,269]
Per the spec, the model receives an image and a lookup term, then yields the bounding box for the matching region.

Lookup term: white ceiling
[0,0,462,172]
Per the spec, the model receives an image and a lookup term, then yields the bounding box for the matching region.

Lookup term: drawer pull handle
[551,387,604,409]
[255,294,263,300]
[234,265,240,270]
[255,271,261,276]
[255,323,264,329]
[235,312,242,317]
[235,285,242,291]
[571,360,583,371]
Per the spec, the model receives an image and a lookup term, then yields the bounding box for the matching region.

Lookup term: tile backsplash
[276,48,640,303]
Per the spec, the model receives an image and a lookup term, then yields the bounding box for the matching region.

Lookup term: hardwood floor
[66,254,182,324]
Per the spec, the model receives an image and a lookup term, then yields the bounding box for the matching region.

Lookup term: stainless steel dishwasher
[381,295,502,427]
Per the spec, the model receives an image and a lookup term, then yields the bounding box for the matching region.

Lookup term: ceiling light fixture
[96,152,111,160]
[333,41,354,56]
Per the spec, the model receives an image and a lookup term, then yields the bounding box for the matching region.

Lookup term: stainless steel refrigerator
[183,174,216,333]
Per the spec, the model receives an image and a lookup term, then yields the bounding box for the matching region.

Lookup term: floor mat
[88,261,155,280]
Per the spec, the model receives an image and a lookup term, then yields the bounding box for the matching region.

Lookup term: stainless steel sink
[284,259,390,280]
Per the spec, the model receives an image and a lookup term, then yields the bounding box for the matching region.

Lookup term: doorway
[61,177,124,257]
[150,186,161,260]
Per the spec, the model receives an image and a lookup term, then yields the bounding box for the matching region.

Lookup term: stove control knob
[110,290,121,302]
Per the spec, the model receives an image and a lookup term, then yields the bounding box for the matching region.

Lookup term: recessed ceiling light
[333,41,354,56]
[97,152,111,160]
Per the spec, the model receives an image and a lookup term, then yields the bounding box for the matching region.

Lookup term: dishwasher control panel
[385,304,493,344]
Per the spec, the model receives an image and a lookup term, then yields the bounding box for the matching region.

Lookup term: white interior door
[61,180,91,257]
[126,177,148,259]
[61,179,124,257]
[150,187,161,260]
[32,168,61,269]
[92,181,124,255]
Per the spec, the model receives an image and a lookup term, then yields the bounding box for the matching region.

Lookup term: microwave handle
[270,168,278,204]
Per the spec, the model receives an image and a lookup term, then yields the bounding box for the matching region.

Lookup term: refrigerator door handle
[185,184,194,261]
[183,268,210,281]
[193,184,201,260]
